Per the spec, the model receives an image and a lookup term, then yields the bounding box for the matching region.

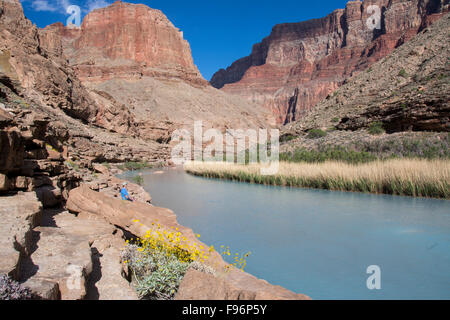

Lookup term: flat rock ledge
[0,192,42,280]
[19,209,138,300]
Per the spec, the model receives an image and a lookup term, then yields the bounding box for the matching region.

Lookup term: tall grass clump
[184,159,449,199]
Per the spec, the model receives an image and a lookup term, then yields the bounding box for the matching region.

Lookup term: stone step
[87,241,138,300]
[20,225,93,300]
[0,192,42,280]
[20,208,138,300]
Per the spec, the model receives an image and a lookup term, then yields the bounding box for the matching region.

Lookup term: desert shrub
[331,117,340,123]
[280,134,296,143]
[122,221,250,300]
[131,249,190,300]
[398,69,408,78]
[359,134,450,160]
[307,129,327,139]
[121,222,211,300]
[368,122,385,135]
[118,161,153,171]
[65,160,80,171]
[0,274,32,300]
[280,147,377,164]
[132,175,144,186]
[101,162,111,169]
[190,261,216,276]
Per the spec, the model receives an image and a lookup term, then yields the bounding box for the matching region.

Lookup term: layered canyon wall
[211,0,449,124]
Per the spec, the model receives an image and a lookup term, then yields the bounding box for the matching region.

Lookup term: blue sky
[20,0,349,80]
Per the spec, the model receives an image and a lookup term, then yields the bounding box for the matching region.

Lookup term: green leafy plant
[280,147,377,164]
[307,129,327,139]
[65,160,80,172]
[101,162,111,169]
[368,122,385,135]
[331,117,340,123]
[398,69,408,78]
[118,161,153,171]
[132,175,144,186]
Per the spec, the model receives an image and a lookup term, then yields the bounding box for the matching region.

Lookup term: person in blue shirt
[120,182,133,201]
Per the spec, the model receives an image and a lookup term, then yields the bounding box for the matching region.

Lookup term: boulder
[86,245,138,300]
[0,173,9,191]
[93,164,110,175]
[13,176,31,190]
[176,269,310,300]
[67,185,175,235]
[0,129,24,172]
[24,278,60,300]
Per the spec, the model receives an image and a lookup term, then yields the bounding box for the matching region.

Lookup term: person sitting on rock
[120,182,133,201]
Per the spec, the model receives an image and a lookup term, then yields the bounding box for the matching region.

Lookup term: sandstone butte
[40,0,275,144]
[210,0,448,125]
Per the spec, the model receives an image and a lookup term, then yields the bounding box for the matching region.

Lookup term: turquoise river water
[121,168,450,300]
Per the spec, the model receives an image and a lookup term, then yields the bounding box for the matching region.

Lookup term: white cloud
[30,0,59,12]
[23,0,113,14]
[23,0,72,14]
[85,0,112,13]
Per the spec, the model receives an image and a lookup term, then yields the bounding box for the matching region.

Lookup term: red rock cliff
[52,0,206,85]
[211,0,449,124]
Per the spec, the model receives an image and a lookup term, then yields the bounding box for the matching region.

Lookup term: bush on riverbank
[118,161,154,171]
[280,147,377,164]
[281,134,450,164]
[184,160,449,199]
[121,221,215,300]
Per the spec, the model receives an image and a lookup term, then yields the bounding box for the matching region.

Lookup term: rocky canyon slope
[279,11,449,159]
[1,0,169,164]
[211,0,449,125]
[284,11,450,135]
[42,1,274,144]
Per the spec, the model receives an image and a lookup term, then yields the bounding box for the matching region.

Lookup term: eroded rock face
[210,0,448,124]
[284,12,450,134]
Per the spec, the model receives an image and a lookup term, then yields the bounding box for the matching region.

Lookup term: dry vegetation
[184,159,450,199]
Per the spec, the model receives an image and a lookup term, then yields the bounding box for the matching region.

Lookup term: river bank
[184,159,450,199]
